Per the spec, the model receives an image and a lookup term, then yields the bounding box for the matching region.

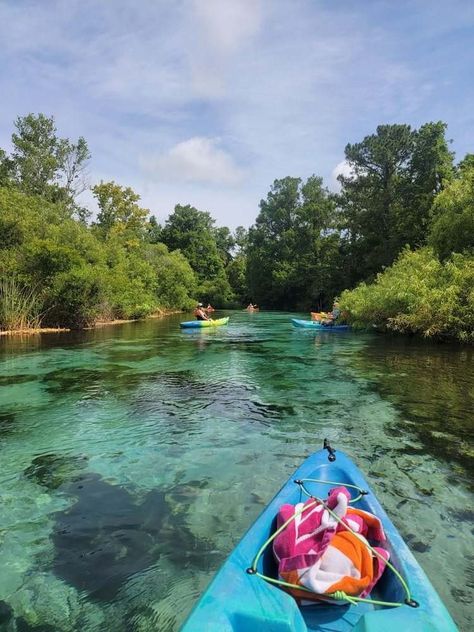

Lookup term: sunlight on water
[0,312,472,631]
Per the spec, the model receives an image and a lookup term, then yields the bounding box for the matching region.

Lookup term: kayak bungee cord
[296,478,369,503]
[247,479,418,609]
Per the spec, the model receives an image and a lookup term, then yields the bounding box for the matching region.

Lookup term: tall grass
[0,277,42,331]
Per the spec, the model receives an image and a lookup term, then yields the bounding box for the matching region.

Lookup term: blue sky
[1,0,473,227]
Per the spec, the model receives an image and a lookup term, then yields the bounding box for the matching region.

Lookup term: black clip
[405,598,419,608]
[323,438,336,462]
[246,567,256,575]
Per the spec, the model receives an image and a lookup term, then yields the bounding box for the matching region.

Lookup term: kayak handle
[323,438,336,462]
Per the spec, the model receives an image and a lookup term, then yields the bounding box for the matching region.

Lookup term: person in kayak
[194,303,210,321]
[322,301,341,326]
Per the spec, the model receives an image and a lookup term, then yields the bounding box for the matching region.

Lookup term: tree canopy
[338,122,454,282]
[0,112,472,341]
[246,176,340,309]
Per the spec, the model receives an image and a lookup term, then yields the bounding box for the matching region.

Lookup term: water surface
[0,311,472,631]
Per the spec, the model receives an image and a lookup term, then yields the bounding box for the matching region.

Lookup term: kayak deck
[182,450,457,631]
[180,317,229,329]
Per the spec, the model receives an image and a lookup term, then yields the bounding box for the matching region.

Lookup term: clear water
[0,311,472,631]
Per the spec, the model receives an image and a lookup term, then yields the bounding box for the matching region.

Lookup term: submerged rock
[51,473,168,601]
[21,451,222,606]
[24,454,88,490]
[49,472,215,601]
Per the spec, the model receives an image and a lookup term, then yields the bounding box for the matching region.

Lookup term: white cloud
[188,0,262,98]
[331,160,354,189]
[192,0,262,54]
[1,0,472,228]
[145,137,244,185]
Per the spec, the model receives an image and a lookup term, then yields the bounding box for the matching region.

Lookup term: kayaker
[206,303,214,312]
[322,301,341,326]
[194,303,210,321]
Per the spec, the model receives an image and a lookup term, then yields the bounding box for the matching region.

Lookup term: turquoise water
[0,311,472,631]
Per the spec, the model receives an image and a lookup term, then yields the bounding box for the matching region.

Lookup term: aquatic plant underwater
[0,313,472,630]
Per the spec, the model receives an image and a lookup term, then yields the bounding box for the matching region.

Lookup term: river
[0,311,472,631]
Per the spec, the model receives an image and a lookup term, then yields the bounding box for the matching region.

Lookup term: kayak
[182,446,457,631]
[180,317,229,329]
[292,318,350,331]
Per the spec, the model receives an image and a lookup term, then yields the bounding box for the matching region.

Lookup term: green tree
[9,114,90,212]
[338,122,454,283]
[160,204,232,304]
[429,163,474,260]
[234,226,249,252]
[0,149,14,188]
[146,215,162,243]
[11,113,59,196]
[458,153,474,174]
[152,246,197,309]
[246,176,339,309]
[92,181,150,245]
[226,255,247,303]
[214,226,235,265]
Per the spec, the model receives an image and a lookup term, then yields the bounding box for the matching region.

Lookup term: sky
[1,0,473,228]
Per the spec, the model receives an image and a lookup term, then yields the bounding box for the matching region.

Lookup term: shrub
[340,248,474,342]
[45,266,107,328]
[153,249,196,310]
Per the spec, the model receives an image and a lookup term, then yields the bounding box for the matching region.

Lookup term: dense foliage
[340,249,474,342]
[340,161,474,342]
[246,176,341,309]
[428,162,474,260]
[159,204,234,305]
[338,122,454,284]
[0,113,472,341]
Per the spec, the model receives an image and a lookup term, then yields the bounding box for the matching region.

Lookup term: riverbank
[0,309,182,337]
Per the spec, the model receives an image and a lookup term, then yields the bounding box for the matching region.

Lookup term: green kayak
[180,317,229,329]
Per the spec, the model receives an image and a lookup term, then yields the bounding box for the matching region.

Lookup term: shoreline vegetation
[0,308,182,337]
[0,114,473,343]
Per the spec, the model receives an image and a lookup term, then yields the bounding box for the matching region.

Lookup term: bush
[153,249,196,310]
[340,248,474,342]
[45,266,107,328]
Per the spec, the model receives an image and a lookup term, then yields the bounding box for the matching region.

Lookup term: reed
[0,277,42,331]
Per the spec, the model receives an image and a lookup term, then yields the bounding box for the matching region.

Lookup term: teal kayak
[182,446,457,631]
[180,317,229,329]
[292,318,350,331]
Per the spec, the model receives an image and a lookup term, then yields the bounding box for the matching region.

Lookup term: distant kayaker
[194,303,210,321]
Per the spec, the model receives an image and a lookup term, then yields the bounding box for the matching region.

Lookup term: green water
[0,311,472,631]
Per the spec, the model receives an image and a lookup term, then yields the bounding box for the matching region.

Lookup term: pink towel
[273,487,389,602]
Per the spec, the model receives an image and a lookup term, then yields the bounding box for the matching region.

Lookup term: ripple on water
[0,312,472,630]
